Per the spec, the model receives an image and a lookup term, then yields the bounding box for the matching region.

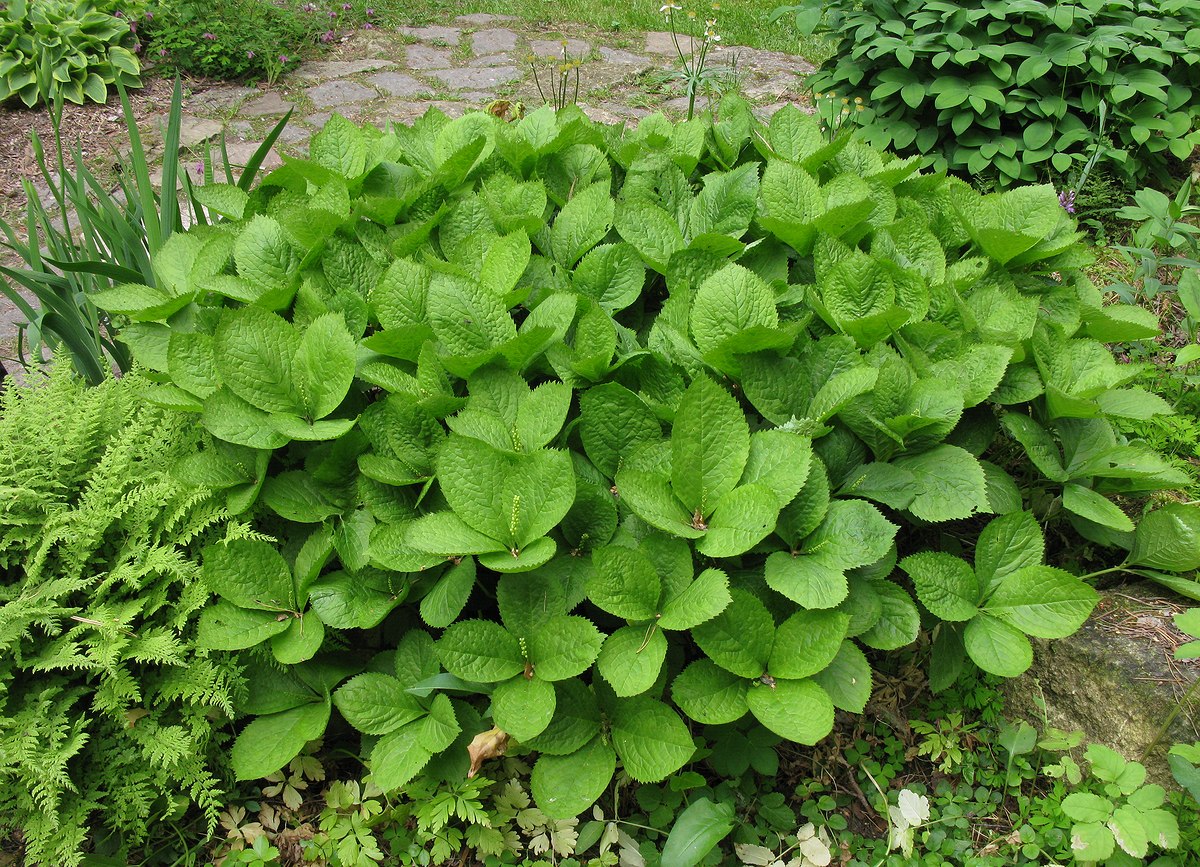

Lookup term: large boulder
[1002,582,1199,785]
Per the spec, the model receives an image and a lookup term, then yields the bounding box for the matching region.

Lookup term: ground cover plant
[773,0,1200,188]
[0,362,241,866]
[0,0,143,106]
[70,91,1200,849]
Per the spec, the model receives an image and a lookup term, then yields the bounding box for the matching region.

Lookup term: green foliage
[141,0,378,83]
[92,99,1200,822]
[773,0,1200,187]
[0,0,141,106]
[0,78,289,385]
[0,362,241,866]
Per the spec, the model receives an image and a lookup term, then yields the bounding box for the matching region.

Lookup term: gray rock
[220,141,284,171]
[753,101,793,121]
[176,117,223,148]
[404,44,454,70]
[366,71,432,97]
[580,104,628,125]
[306,80,377,108]
[1003,583,1200,786]
[456,13,517,25]
[736,48,816,76]
[228,120,255,139]
[529,38,591,58]
[194,84,255,109]
[240,92,293,117]
[471,28,519,55]
[583,61,650,93]
[597,101,653,120]
[645,30,697,55]
[276,125,312,146]
[468,53,514,68]
[398,25,461,44]
[744,73,802,99]
[598,46,652,68]
[306,113,332,130]
[293,59,393,80]
[663,94,713,115]
[430,66,522,91]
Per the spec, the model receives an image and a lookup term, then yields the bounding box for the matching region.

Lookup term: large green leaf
[1129,503,1200,572]
[746,679,834,745]
[671,376,751,518]
[984,566,1098,638]
[532,736,616,819]
[609,697,695,782]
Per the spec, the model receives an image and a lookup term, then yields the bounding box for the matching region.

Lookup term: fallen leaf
[467,726,510,777]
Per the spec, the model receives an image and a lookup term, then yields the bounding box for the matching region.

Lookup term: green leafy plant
[0,78,290,384]
[773,0,1200,187]
[0,0,141,106]
[86,99,1200,828]
[0,363,241,866]
[660,2,728,120]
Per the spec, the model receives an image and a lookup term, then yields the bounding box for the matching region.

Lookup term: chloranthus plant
[90,96,1200,819]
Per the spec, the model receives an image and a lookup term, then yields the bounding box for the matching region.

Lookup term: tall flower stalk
[661,3,722,120]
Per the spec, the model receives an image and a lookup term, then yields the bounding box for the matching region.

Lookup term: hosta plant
[90,97,1200,821]
[773,0,1200,187]
[0,0,141,106]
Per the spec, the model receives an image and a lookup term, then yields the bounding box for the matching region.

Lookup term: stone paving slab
[404,44,455,70]
[398,25,461,44]
[241,92,294,117]
[529,38,591,58]
[294,59,394,80]
[176,117,224,148]
[430,66,523,91]
[472,28,519,54]
[307,81,378,108]
[367,71,433,98]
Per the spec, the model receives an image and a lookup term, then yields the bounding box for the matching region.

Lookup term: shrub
[773,0,1200,188]
[0,363,242,865]
[0,0,142,106]
[91,99,1200,821]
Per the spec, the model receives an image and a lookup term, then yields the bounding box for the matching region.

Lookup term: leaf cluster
[0,0,142,106]
[91,98,1200,821]
[0,363,242,866]
[774,0,1200,187]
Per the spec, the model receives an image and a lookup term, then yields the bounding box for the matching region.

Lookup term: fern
[0,362,243,865]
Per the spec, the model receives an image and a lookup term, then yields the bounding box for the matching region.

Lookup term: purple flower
[193,161,203,177]
[133,41,142,52]
[279,54,289,63]
[320,29,335,41]
[202,31,216,39]
[144,10,153,19]
[247,49,255,58]
[342,2,352,8]
[159,47,167,56]
[1058,189,1076,214]
[362,21,374,28]
[301,2,316,10]
[365,7,374,14]
[114,9,124,16]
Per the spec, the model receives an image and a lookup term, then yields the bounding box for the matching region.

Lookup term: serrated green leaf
[523,679,602,756]
[658,568,731,630]
[859,580,920,651]
[812,640,872,712]
[610,697,695,782]
[579,383,661,478]
[532,736,616,819]
[197,600,291,650]
[370,720,433,791]
[527,615,603,681]
[769,610,850,679]
[232,701,330,781]
[491,675,556,742]
[963,613,1032,676]
[900,552,979,622]
[693,589,774,678]
[984,565,1097,638]
[697,483,781,557]
[597,625,667,697]
[589,545,661,621]
[891,445,988,522]
[975,510,1044,597]
[690,263,778,356]
[271,611,325,664]
[672,376,751,518]
[660,798,736,867]
[420,557,476,627]
[672,659,749,725]
[1130,503,1200,572]
[746,678,834,745]
[437,620,525,682]
[204,539,295,611]
[334,673,426,735]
